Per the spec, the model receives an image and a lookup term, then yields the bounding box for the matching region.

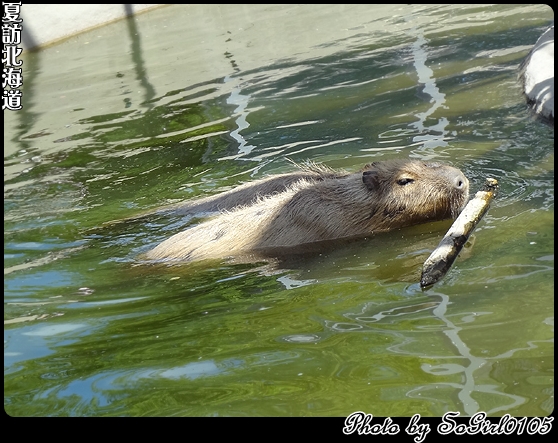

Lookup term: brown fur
[144,159,469,262]
[169,161,340,216]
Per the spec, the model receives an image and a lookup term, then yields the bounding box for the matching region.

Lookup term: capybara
[144,159,469,262]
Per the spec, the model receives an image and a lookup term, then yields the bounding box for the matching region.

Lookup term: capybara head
[360,160,469,230]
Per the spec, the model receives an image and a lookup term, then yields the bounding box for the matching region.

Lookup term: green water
[4,4,553,417]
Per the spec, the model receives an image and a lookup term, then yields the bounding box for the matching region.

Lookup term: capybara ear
[362,169,380,191]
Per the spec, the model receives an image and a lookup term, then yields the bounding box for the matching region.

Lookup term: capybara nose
[442,167,468,192]
[454,173,467,190]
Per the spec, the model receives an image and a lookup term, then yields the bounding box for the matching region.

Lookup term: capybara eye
[397,178,414,186]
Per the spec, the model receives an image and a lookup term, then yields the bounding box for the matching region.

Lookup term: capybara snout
[144,159,469,262]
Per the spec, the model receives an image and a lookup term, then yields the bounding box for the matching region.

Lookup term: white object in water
[519,26,554,123]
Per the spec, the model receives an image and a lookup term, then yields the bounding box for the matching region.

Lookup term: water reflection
[407,21,450,157]
[335,287,553,415]
[225,75,257,157]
